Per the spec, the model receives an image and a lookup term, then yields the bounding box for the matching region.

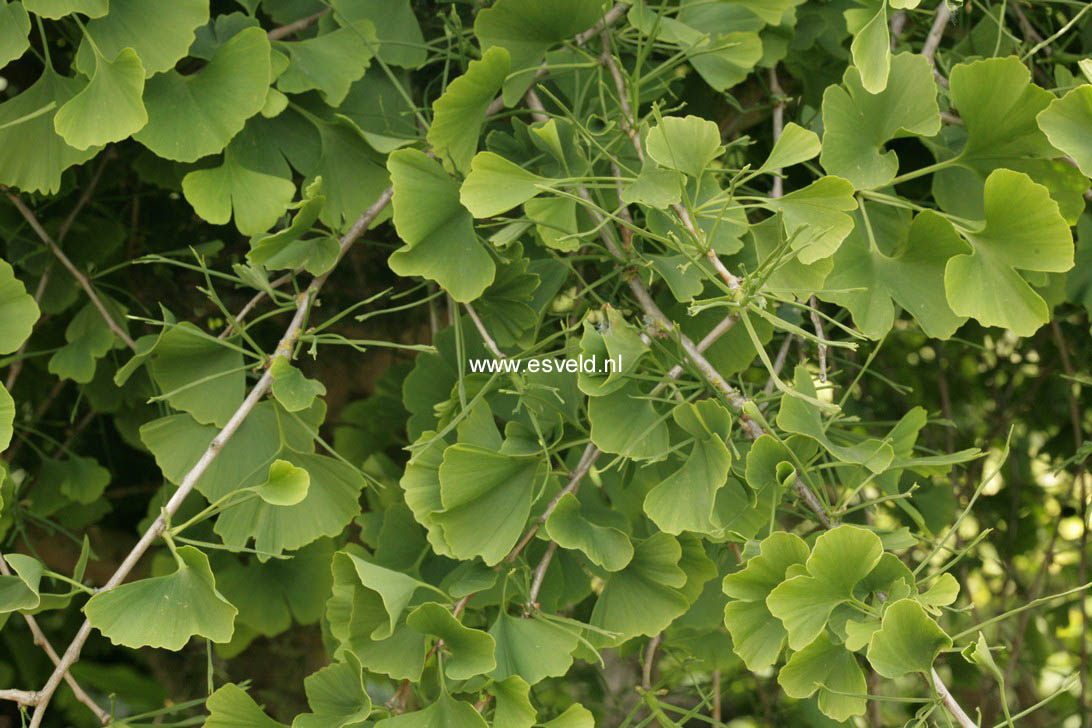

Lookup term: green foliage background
[0,0,1091,726]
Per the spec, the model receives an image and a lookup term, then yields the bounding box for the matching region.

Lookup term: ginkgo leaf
[333,550,442,641]
[407,602,496,680]
[487,677,536,728]
[292,653,371,728]
[0,553,43,613]
[55,47,146,150]
[756,122,821,174]
[21,0,107,19]
[576,306,647,397]
[460,152,557,218]
[387,149,496,302]
[846,1,889,93]
[778,632,867,721]
[182,137,296,236]
[147,322,245,427]
[206,684,287,728]
[777,366,894,471]
[331,0,426,68]
[73,0,208,76]
[275,20,377,106]
[542,705,594,728]
[134,26,271,162]
[84,546,237,650]
[722,531,810,669]
[375,693,486,728]
[866,598,952,677]
[949,56,1057,172]
[0,2,30,68]
[545,492,633,571]
[766,525,884,649]
[0,386,13,453]
[820,52,940,189]
[434,443,544,565]
[588,383,671,462]
[271,358,326,413]
[0,260,40,355]
[427,46,510,174]
[305,114,391,231]
[819,206,969,339]
[49,301,127,383]
[945,169,1074,336]
[622,162,684,209]
[474,0,609,105]
[489,612,579,685]
[591,532,690,642]
[644,400,734,535]
[254,459,309,506]
[1037,85,1092,178]
[0,70,99,194]
[646,115,724,179]
[765,176,858,263]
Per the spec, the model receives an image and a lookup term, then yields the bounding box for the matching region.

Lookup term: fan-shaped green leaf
[375,693,486,728]
[407,602,496,680]
[846,1,889,93]
[1037,85,1092,178]
[305,115,390,231]
[55,47,146,150]
[147,322,244,427]
[766,176,858,263]
[487,677,536,728]
[766,525,884,649]
[588,383,671,462]
[460,152,557,218]
[134,26,271,162]
[865,598,951,677]
[22,0,107,19]
[820,207,969,339]
[182,141,296,236]
[820,52,940,189]
[292,653,371,728]
[757,122,821,175]
[576,306,647,397]
[545,492,633,571]
[275,20,376,106]
[205,684,287,728]
[0,260,40,355]
[388,149,495,302]
[0,553,43,613]
[73,0,208,76]
[777,366,894,471]
[331,0,426,68]
[253,459,309,506]
[428,46,510,174]
[644,400,734,535]
[950,56,1057,171]
[475,0,608,105]
[542,704,594,728]
[434,443,544,565]
[590,532,690,642]
[0,70,99,194]
[722,531,809,669]
[271,358,326,413]
[778,632,867,721]
[0,2,30,68]
[945,169,1073,336]
[646,115,723,179]
[489,612,579,685]
[84,546,237,650]
[48,300,127,383]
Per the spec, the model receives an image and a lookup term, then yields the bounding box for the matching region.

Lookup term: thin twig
[3,188,137,351]
[932,667,977,728]
[642,634,663,690]
[0,553,110,723]
[218,272,293,340]
[266,8,331,40]
[922,2,952,65]
[889,10,908,48]
[809,296,827,382]
[769,66,785,199]
[465,303,505,359]
[528,541,558,605]
[27,189,395,728]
